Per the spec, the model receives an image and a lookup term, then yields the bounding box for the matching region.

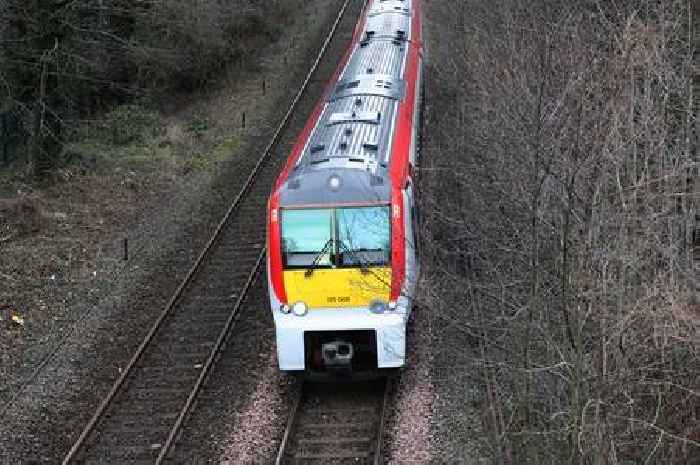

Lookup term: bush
[105,104,159,146]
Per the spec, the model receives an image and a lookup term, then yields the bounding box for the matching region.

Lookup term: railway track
[276,379,392,465]
[61,1,357,463]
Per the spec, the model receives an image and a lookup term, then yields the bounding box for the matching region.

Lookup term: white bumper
[273,306,408,371]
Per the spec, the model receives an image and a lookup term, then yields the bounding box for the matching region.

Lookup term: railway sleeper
[167,301,235,315]
[298,410,379,424]
[137,344,213,359]
[90,424,171,441]
[227,204,269,217]
[225,218,266,230]
[297,437,372,446]
[229,207,268,220]
[296,423,374,439]
[154,332,222,347]
[156,316,231,334]
[82,456,157,465]
[136,364,213,375]
[202,256,258,278]
[102,411,179,429]
[101,400,183,419]
[124,372,200,390]
[217,229,267,242]
[186,270,254,287]
[218,231,266,246]
[157,316,231,333]
[157,315,228,330]
[293,450,370,460]
[161,330,228,346]
[184,276,255,296]
[131,357,211,373]
[116,387,192,401]
[197,264,260,281]
[81,443,163,462]
[176,295,241,305]
[298,421,374,430]
[140,348,216,362]
[207,247,263,259]
[197,255,260,270]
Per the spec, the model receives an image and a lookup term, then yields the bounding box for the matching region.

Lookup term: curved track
[61,1,355,463]
[276,379,392,465]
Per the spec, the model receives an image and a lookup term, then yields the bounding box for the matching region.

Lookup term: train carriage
[267,0,423,376]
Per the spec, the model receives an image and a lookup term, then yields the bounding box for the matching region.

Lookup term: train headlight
[369,299,388,314]
[328,174,342,192]
[291,301,308,317]
[279,304,291,314]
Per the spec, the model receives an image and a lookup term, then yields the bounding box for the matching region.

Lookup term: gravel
[382,299,436,465]
[217,350,292,463]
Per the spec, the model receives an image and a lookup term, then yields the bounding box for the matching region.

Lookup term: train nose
[322,341,354,367]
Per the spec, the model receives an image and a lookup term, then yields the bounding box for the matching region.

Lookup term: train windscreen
[281,206,391,269]
[337,207,391,267]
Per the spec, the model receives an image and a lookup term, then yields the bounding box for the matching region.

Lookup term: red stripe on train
[389,40,422,302]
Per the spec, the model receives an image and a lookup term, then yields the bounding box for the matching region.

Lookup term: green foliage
[187,115,209,140]
[105,104,159,146]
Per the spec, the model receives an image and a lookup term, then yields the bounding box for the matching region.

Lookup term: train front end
[267,168,413,376]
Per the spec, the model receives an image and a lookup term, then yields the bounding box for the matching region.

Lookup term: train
[267,0,423,377]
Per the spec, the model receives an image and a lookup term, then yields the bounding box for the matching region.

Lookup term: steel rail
[274,383,305,465]
[62,0,353,462]
[374,377,393,465]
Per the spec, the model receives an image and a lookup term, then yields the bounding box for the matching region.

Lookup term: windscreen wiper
[305,238,334,277]
[338,240,370,275]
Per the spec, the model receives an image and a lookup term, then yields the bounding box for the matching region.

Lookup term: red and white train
[267,0,423,376]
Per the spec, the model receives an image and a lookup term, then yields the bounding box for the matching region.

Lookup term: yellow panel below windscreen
[284,267,392,308]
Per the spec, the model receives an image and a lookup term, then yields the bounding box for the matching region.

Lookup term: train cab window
[337,206,391,267]
[281,209,333,268]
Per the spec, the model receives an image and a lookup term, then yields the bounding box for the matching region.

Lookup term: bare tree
[422,0,698,463]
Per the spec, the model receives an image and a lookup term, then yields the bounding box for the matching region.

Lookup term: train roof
[277,0,417,208]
